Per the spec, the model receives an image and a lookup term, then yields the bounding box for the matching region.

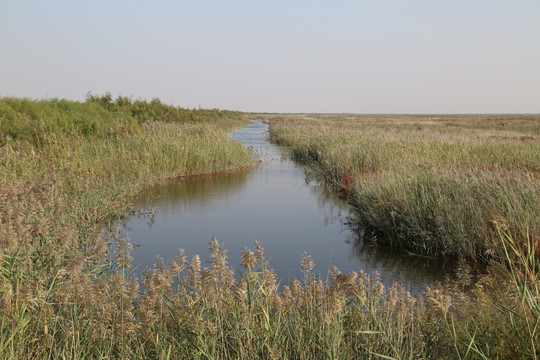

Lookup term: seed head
[241,249,256,269]
[301,252,314,272]
[114,236,133,269]
[254,239,265,262]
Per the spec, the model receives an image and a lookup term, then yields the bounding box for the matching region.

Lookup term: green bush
[0,94,244,147]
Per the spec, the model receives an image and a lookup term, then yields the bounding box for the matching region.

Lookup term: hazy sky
[1,1,539,113]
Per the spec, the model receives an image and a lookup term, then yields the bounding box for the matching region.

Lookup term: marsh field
[263,113,540,260]
[1,97,539,359]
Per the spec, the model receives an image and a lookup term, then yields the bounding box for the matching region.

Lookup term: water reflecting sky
[118,120,450,290]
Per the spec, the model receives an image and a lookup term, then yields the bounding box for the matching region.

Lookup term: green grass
[0,93,243,147]
[263,113,540,260]
[0,95,253,358]
[1,104,539,359]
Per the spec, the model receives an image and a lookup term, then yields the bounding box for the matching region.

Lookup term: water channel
[118,120,450,290]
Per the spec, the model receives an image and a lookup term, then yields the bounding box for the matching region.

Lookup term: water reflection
[116,120,450,291]
[347,229,453,287]
[136,171,250,218]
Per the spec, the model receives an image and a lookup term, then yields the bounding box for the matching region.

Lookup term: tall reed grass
[2,104,538,358]
[0,96,252,358]
[264,114,540,260]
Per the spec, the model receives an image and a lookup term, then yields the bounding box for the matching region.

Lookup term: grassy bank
[1,103,538,359]
[263,114,540,261]
[0,96,253,358]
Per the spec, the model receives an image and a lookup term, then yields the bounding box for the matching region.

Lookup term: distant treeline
[0,93,243,146]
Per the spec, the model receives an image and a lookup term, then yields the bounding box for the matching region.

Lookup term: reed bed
[3,230,537,359]
[1,103,538,359]
[0,96,251,358]
[264,114,540,260]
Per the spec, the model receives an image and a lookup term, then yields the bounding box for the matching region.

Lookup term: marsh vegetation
[1,102,539,359]
[121,120,448,288]
[264,114,540,261]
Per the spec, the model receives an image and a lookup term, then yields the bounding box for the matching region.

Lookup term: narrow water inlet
[115,120,449,290]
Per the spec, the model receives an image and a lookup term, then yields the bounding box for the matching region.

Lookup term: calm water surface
[118,120,450,290]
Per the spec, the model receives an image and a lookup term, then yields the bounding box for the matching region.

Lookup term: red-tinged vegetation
[519,235,540,261]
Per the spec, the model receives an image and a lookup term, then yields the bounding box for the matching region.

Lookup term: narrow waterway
[118,120,449,290]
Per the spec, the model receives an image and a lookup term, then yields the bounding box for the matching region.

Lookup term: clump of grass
[263,114,540,260]
[437,228,540,359]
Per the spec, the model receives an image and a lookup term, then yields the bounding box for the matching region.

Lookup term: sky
[1,1,539,113]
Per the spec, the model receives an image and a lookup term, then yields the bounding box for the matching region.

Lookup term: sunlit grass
[1,104,539,358]
[263,113,540,260]
[0,96,252,358]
